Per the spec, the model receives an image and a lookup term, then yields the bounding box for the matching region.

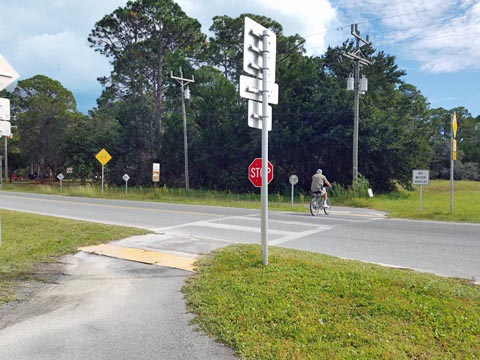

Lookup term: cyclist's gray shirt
[311,173,328,192]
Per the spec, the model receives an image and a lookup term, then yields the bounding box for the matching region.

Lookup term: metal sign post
[57,173,64,190]
[412,170,430,212]
[289,175,298,205]
[241,17,277,266]
[95,148,112,193]
[123,173,130,195]
[152,163,160,184]
[450,112,457,214]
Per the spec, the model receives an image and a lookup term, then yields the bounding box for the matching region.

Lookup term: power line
[303,8,439,40]
[300,7,480,54]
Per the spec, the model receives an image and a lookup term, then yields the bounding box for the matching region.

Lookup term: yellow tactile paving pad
[79,244,197,272]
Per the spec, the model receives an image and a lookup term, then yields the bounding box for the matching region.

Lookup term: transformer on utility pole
[343,24,372,182]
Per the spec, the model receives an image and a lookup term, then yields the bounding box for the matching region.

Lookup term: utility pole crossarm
[351,24,370,45]
[170,67,195,87]
[342,51,372,65]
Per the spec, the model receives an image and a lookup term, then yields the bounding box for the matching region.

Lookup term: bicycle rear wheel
[323,198,331,215]
[309,197,320,216]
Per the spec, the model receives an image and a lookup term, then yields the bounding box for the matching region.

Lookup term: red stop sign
[248,158,273,187]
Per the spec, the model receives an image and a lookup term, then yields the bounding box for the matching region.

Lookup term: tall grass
[330,175,372,205]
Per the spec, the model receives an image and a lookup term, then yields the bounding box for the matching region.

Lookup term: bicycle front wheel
[310,197,320,216]
[323,198,331,215]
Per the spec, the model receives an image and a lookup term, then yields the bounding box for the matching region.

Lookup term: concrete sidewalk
[0,251,237,360]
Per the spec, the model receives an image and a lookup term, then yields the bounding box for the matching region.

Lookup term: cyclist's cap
[316,169,322,174]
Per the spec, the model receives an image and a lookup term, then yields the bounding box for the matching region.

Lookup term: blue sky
[1,0,479,117]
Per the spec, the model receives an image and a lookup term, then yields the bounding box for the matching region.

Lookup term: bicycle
[310,187,332,216]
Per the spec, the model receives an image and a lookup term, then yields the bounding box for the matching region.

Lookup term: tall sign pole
[241,17,277,266]
[450,112,458,214]
[4,136,7,183]
[260,29,270,266]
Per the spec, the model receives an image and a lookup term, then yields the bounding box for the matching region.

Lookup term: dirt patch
[0,259,69,330]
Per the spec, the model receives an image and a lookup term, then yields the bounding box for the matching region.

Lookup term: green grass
[0,210,148,305]
[183,244,480,359]
[351,180,480,222]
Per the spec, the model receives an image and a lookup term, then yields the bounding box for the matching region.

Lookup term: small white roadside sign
[412,170,430,185]
[412,170,430,212]
[289,174,298,206]
[57,173,64,189]
[123,173,130,194]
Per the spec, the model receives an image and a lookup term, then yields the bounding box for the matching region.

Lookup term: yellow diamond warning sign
[95,148,112,166]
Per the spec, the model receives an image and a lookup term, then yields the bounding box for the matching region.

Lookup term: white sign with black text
[412,170,430,185]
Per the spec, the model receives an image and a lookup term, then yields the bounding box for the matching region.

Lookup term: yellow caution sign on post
[452,112,458,139]
[95,148,112,193]
[95,148,112,166]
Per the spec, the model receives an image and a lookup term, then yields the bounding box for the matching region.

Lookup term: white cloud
[0,0,125,89]
[15,31,110,91]
[176,0,337,55]
[258,0,337,55]
[335,0,480,73]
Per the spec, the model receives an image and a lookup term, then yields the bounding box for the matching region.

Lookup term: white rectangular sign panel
[412,170,430,185]
[0,120,11,137]
[0,98,10,120]
[152,162,160,182]
[243,17,276,83]
[239,75,278,104]
[248,100,272,131]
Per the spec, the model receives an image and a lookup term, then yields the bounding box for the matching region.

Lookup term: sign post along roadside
[57,173,64,190]
[152,163,160,184]
[95,148,112,193]
[450,112,458,214]
[123,173,130,195]
[289,175,298,206]
[242,17,277,266]
[412,170,430,212]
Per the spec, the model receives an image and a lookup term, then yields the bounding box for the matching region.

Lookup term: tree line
[2,0,479,194]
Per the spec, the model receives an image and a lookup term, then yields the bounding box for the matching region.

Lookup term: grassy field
[183,244,480,359]
[0,210,148,306]
[344,180,480,223]
[3,180,480,222]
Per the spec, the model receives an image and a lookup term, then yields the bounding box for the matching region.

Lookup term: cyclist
[310,169,332,207]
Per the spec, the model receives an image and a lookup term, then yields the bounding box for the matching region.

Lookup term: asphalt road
[0,191,478,282]
[0,191,479,359]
